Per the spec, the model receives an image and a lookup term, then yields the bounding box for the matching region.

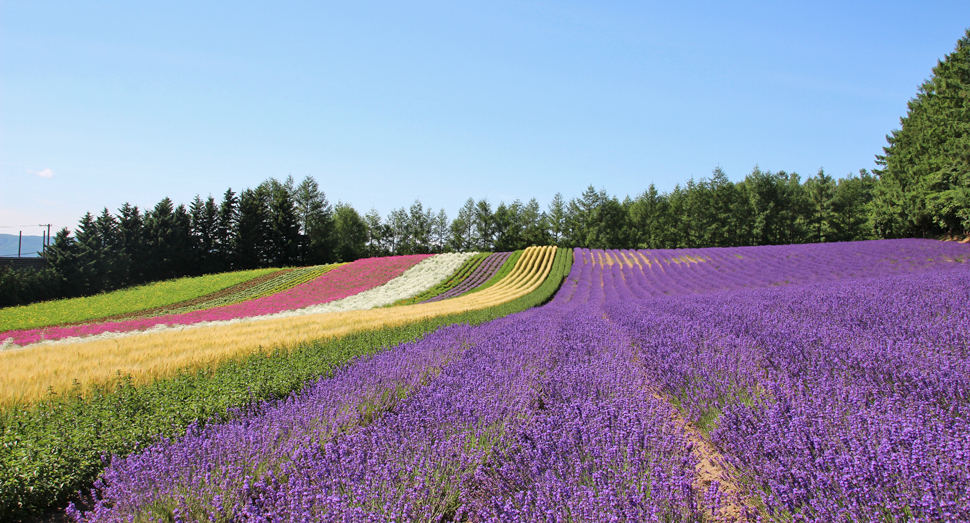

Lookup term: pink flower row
[2,255,430,346]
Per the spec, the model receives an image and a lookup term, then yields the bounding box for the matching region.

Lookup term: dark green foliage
[871,27,970,238]
[294,177,335,264]
[234,188,270,269]
[333,202,369,262]
[262,177,301,267]
[189,195,220,274]
[449,198,476,252]
[0,248,571,521]
[0,267,63,308]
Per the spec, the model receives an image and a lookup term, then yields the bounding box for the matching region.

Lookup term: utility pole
[41,224,52,255]
[18,231,22,257]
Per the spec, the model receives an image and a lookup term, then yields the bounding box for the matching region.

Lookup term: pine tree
[215,189,238,269]
[872,28,970,237]
[294,176,334,264]
[234,188,269,269]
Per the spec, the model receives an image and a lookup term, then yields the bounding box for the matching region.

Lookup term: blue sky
[2,1,969,235]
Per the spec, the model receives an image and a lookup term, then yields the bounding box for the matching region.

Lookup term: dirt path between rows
[650,389,758,523]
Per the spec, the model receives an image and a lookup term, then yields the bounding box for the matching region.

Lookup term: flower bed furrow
[70,250,704,523]
[460,249,522,296]
[1,256,426,346]
[299,252,476,314]
[0,268,277,333]
[0,248,573,521]
[0,248,558,406]
[391,252,489,306]
[63,269,294,325]
[156,263,342,316]
[422,251,512,303]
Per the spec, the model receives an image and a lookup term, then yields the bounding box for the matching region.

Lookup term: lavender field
[72,240,970,522]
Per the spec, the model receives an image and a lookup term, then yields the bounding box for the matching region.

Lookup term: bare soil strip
[651,390,758,523]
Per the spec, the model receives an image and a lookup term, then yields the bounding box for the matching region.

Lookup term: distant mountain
[0,234,45,257]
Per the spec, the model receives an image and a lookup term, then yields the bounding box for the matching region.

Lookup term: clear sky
[2,1,969,236]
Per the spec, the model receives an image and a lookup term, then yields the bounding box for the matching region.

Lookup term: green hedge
[0,248,572,521]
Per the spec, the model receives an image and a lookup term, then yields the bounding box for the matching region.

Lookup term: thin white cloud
[27,168,55,178]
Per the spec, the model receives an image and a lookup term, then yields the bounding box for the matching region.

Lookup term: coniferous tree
[294,176,334,264]
[473,199,495,251]
[407,200,433,254]
[629,185,661,248]
[116,203,145,285]
[872,28,970,238]
[43,228,78,297]
[564,186,602,247]
[804,168,836,243]
[547,193,567,247]
[432,209,450,253]
[189,195,219,274]
[94,208,120,289]
[263,179,300,266]
[521,198,548,247]
[234,188,269,269]
[144,198,176,280]
[364,208,389,257]
[215,189,238,270]
[492,201,520,251]
[73,212,104,294]
[387,207,410,255]
[450,198,476,252]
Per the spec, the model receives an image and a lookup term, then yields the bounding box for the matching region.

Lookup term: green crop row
[0,268,277,333]
[0,249,571,521]
[461,249,523,296]
[389,253,490,307]
[154,264,341,317]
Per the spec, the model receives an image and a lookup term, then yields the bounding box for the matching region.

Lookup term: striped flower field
[2,240,968,522]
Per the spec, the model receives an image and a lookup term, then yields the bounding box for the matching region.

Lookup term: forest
[2,27,968,308]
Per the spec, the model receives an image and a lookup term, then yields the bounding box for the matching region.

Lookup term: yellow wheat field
[0,246,557,407]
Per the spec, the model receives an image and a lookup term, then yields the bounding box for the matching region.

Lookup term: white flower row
[298,252,478,314]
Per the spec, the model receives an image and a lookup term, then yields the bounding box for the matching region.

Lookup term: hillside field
[1,240,968,522]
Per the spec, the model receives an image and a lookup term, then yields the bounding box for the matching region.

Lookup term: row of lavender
[73,240,969,522]
[559,240,970,521]
[73,295,702,522]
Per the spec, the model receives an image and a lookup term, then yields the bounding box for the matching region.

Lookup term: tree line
[2,166,876,307]
[2,27,968,308]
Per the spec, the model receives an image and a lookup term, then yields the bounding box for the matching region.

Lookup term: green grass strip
[0,268,277,333]
[389,253,489,307]
[0,248,571,521]
[461,249,523,296]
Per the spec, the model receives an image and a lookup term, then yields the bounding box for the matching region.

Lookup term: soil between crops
[19,493,93,523]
